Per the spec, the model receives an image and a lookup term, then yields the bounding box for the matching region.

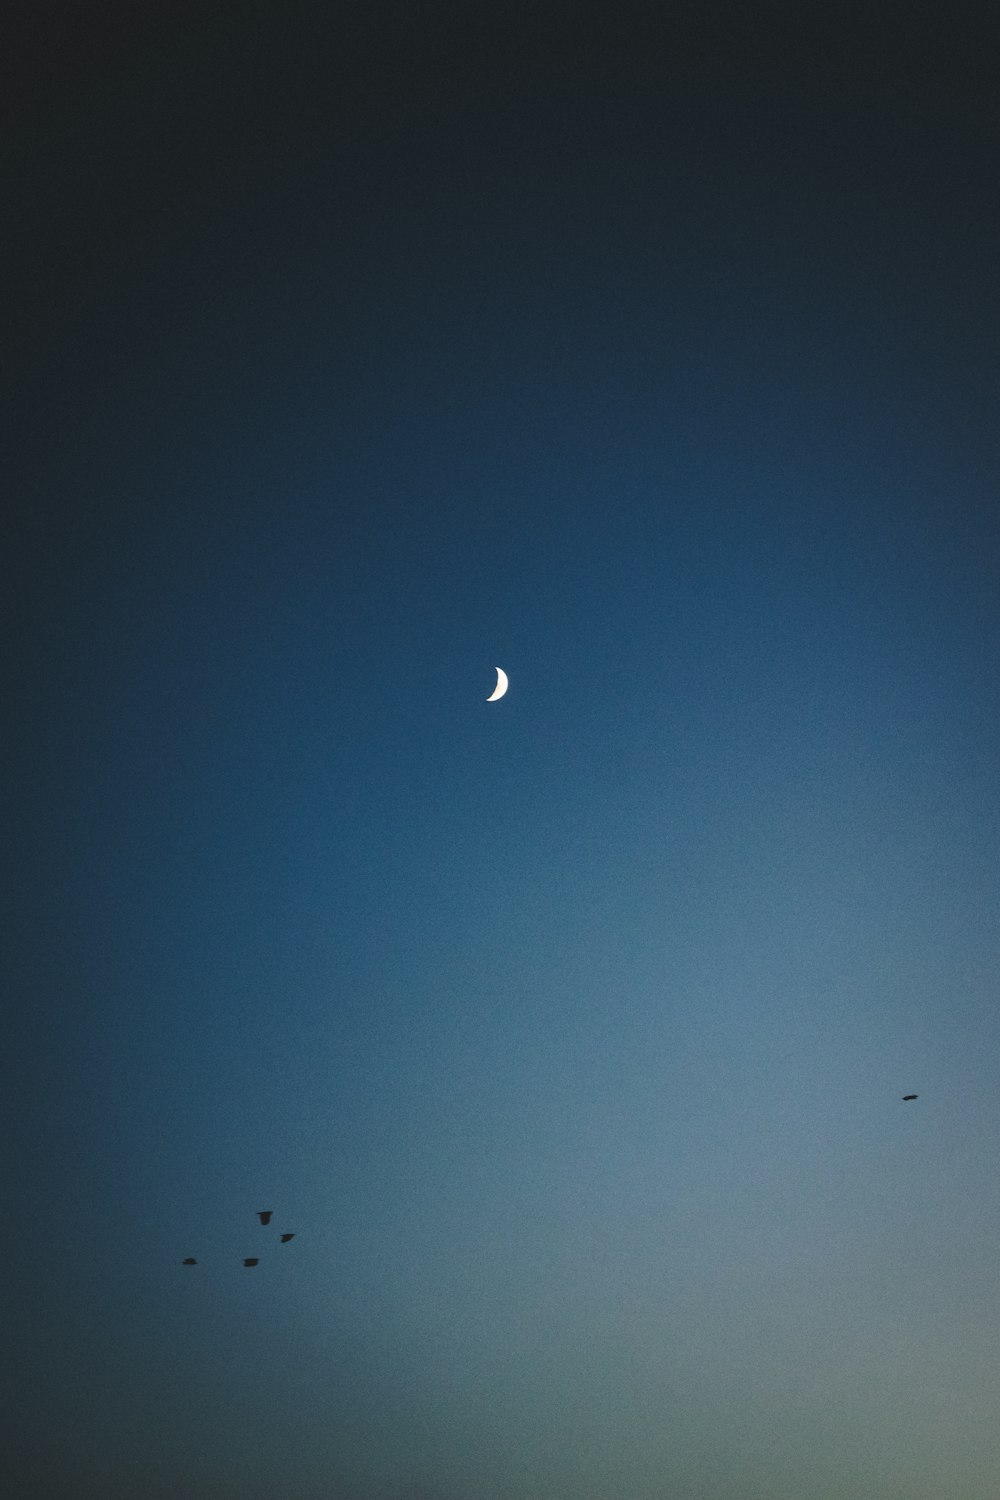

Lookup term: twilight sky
[6,5,1000,1498]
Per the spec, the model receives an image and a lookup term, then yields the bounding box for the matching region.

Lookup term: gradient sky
[7,5,1000,1498]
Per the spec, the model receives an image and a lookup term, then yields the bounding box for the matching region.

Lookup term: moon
[486,667,509,702]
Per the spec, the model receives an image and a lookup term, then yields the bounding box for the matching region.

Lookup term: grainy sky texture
[6,5,1000,1499]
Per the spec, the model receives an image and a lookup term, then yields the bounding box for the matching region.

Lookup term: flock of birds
[182,1210,295,1267]
[180,1100,920,1269]
[167,674,918,1282]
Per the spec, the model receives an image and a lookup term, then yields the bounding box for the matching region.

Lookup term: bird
[257,1211,273,1225]
[243,1258,259,1267]
[902,1094,918,1101]
[280,1233,295,1243]
[182,1258,197,1265]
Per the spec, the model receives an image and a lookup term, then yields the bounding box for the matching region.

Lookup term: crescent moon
[486,667,509,702]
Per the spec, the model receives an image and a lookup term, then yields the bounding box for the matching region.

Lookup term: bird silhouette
[178,1212,294,1268]
[902,1094,918,1101]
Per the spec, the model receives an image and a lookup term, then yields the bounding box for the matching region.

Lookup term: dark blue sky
[7,6,1000,1498]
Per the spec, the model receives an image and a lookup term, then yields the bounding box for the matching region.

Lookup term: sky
[6,4,1000,1498]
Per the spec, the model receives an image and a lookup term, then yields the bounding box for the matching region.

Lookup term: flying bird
[182,1258,197,1265]
[902,1094,918,1101]
[280,1233,295,1243]
[257,1211,273,1225]
[243,1258,259,1267]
